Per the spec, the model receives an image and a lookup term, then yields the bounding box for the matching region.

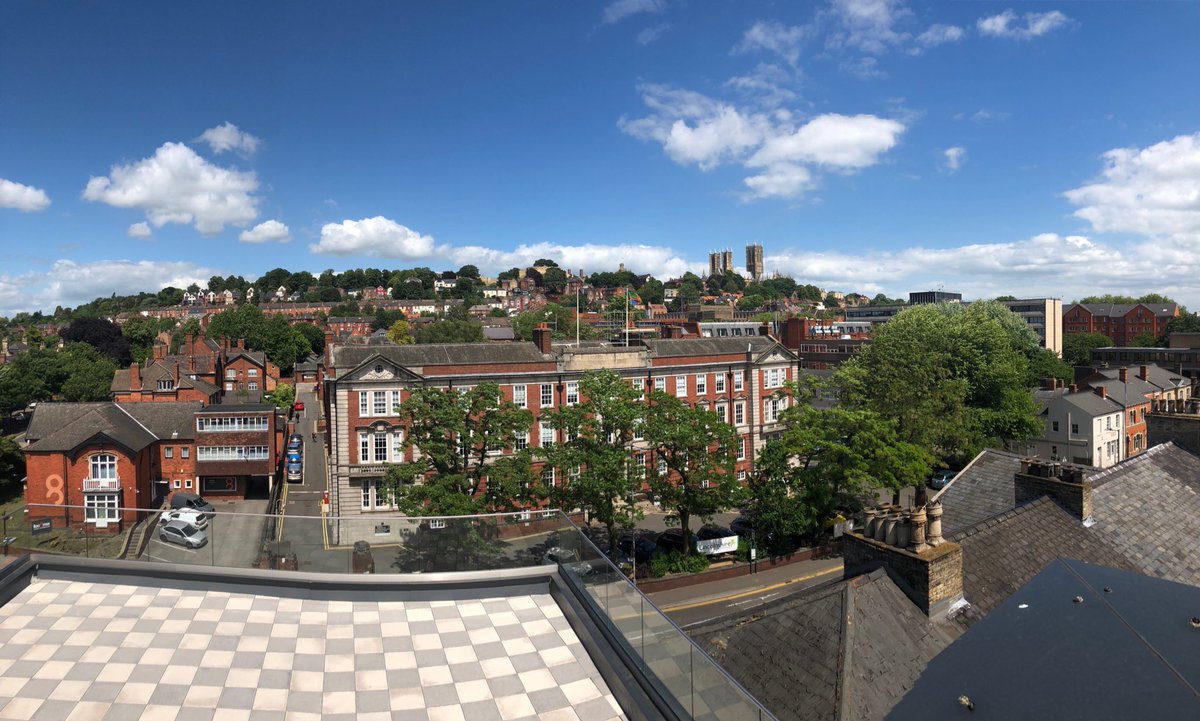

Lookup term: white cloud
[827,0,911,54]
[839,56,886,79]
[978,10,1070,40]
[725,64,798,107]
[637,24,669,45]
[749,113,906,169]
[239,219,292,243]
[0,259,218,317]
[445,242,699,281]
[916,23,965,48]
[127,222,152,239]
[1064,132,1200,240]
[621,84,904,199]
[734,20,814,65]
[82,142,259,234]
[602,0,665,25]
[0,178,51,212]
[943,146,966,172]
[197,122,261,155]
[311,216,436,259]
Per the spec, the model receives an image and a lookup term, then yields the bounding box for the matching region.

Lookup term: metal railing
[3,502,777,721]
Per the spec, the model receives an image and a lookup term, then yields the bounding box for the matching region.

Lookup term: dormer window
[157,380,174,391]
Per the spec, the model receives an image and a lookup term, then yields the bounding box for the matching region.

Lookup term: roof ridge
[112,401,160,440]
[1089,442,1173,484]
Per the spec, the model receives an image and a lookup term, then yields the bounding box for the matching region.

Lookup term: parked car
[159,520,209,549]
[159,509,209,530]
[287,433,303,451]
[170,492,215,518]
[541,546,607,577]
[656,528,699,555]
[293,401,305,413]
[928,469,956,490]
[617,535,659,564]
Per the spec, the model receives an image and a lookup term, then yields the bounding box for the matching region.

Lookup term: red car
[293,401,305,412]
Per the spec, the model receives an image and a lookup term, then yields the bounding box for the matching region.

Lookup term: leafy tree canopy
[387,319,414,345]
[415,320,484,344]
[512,303,596,341]
[1062,332,1113,367]
[61,317,131,366]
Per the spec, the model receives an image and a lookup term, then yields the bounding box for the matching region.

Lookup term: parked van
[170,492,215,518]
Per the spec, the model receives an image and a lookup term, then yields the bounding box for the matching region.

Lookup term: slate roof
[121,401,202,440]
[642,336,786,359]
[24,403,149,453]
[951,497,1137,618]
[1086,375,1158,406]
[111,359,220,395]
[1087,443,1200,586]
[1093,363,1189,392]
[1077,302,1177,317]
[691,568,954,721]
[935,449,1023,536]
[483,326,516,341]
[330,343,550,377]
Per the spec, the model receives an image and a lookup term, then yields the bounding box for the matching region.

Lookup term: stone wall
[843,532,963,618]
[1147,412,1200,458]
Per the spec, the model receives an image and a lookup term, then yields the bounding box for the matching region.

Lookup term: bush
[648,551,711,578]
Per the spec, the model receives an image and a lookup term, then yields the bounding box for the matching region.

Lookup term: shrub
[649,551,710,578]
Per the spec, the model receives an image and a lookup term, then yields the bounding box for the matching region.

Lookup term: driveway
[144,499,269,568]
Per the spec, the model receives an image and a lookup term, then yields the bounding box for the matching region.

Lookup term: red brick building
[1063,302,1178,346]
[321,330,799,527]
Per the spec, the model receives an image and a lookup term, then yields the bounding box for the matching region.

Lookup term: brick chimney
[130,362,141,390]
[1042,377,1055,391]
[1119,367,1128,383]
[1140,365,1149,381]
[173,361,180,387]
[781,317,803,350]
[154,343,167,361]
[323,330,334,371]
[1095,385,1107,399]
[238,338,245,350]
[843,515,964,618]
[532,323,552,355]
[1015,459,1093,522]
[185,332,195,355]
[660,325,676,340]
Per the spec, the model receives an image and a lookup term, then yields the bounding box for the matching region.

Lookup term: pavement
[648,555,844,628]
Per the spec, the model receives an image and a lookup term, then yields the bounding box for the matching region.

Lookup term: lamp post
[2,512,15,556]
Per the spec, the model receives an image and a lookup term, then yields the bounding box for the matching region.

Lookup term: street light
[1,512,15,556]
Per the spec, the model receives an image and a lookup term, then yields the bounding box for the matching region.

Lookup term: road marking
[658,565,841,613]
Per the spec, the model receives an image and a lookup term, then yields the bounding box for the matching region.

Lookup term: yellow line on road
[657,565,841,613]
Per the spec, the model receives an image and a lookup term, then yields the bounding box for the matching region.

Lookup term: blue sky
[2,0,1199,316]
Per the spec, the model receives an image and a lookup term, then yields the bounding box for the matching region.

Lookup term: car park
[159,509,209,530]
[170,492,215,518]
[656,528,699,555]
[159,520,209,549]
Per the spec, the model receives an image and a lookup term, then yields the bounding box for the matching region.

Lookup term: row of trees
[0,344,116,415]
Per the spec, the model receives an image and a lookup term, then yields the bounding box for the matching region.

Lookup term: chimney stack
[1119,367,1128,383]
[1015,459,1093,522]
[1095,386,1107,399]
[1042,377,1055,391]
[185,332,195,355]
[173,361,179,386]
[532,323,552,355]
[1069,383,1078,393]
[1140,365,1149,381]
[843,509,964,618]
[130,362,141,390]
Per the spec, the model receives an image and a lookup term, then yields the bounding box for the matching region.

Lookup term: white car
[159,509,209,530]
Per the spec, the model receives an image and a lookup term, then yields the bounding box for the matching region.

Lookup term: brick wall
[843,532,963,617]
[1014,467,1092,520]
[1148,412,1200,458]
[25,446,149,528]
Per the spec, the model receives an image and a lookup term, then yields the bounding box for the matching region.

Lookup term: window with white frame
[248,369,258,377]
[374,431,388,462]
[373,391,388,416]
[196,446,270,461]
[541,384,553,407]
[569,466,581,482]
[196,416,269,432]
[715,374,726,393]
[542,466,556,487]
[361,480,372,509]
[540,423,555,447]
[90,454,117,480]
[635,454,647,478]
[764,397,781,423]
[514,431,529,451]
[390,390,401,414]
[737,437,746,460]
[675,376,687,396]
[632,378,644,400]
[717,405,728,424]
[226,369,236,380]
[359,392,369,416]
[765,368,784,388]
[696,374,707,394]
[359,433,370,463]
[657,457,668,476]
[157,380,174,391]
[633,419,644,441]
[248,382,258,390]
[734,402,745,425]
[566,381,579,405]
[737,470,746,482]
[654,377,666,392]
[733,371,744,391]
[85,493,119,523]
[181,447,189,459]
[513,385,526,408]
[164,447,174,459]
[392,430,404,461]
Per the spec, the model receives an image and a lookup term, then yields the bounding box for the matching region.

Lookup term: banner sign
[696,536,738,555]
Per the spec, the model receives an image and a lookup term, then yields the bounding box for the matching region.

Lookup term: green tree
[512,303,596,341]
[643,391,741,555]
[382,382,536,515]
[1027,347,1072,387]
[294,323,325,356]
[457,264,481,280]
[488,308,508,318]
[0,436,24,501]
[1062,332,1113,367]
[1129,332,1158,347]
[61,317,131,366]
[837,303,1041,467]
[1160,313,1200,345]
[268,383,295,410]
[737,294,766,311]
[538,371,645,558]
[542,267,568,294]
[387,319,414,345]
[753,400,932,545]
[57,344,117,402]
[121,316,160,364]
[415,320,485,344]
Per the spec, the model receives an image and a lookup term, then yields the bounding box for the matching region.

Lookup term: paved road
[649,556,844,628]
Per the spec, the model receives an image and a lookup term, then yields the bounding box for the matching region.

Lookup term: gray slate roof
[1078,302,1177,317]
[643,336,780,358]
[331,343,550,378]
[691,568,954,721]
[936,449,1023,535]
[1086,375,1158,406]
[1087,443,1200,586]
[951,497,1137,618]
[24,402,199,453]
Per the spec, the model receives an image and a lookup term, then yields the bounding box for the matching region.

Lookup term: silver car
[159,520,209,549]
